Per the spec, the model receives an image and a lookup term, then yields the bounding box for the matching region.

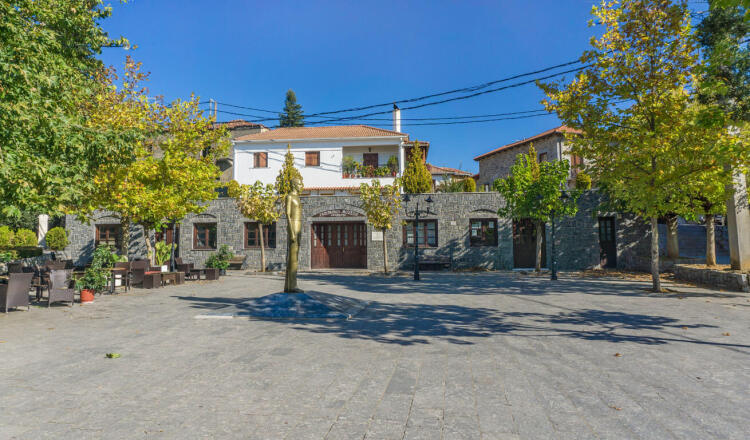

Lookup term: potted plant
[206,244,233,275]
[342,156,356,178]
[155,241,171,272]
[353,160,363,178]
[387,155,399,176]
[75,266,107,303]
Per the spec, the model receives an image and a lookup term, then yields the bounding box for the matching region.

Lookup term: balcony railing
[342,165,398,179]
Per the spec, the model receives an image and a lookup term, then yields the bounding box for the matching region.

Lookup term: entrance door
[311,222,367,269]
[598,217,617,268]
[513,219,546,268]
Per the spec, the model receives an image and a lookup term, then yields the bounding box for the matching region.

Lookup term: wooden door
[311,222,366,268]
[598,217,617,268]
[513,219,546,268]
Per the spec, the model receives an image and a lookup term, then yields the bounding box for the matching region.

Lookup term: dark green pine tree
[279,89,305,127]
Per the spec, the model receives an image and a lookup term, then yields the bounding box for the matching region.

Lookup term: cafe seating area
[0,256,222,313]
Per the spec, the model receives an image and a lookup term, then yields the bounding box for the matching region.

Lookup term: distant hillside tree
[279,89,304,127]
[401,143,432,193]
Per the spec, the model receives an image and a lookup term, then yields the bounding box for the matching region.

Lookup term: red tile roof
[235,125,407,141]
[425,163,472,177]
[214,119,268,130]
[473,125,581,161]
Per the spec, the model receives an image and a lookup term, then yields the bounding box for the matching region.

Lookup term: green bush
[0,250,19,263]
[91,244,117,269]
[206,245,233,270]
[13,247,43,258]
[401,144,432,193]
[0,226,13,248]
[13,228,37,247]
[45,226,69,251]
[575,172,592,190]
[462,177,476,192]
[155,241,172,266]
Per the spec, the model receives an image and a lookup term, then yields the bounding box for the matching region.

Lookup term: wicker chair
[0,272,33,313]
[175,258,194,279]
[48,269,75,307]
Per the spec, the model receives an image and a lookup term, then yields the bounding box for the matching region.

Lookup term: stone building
[474,125,584,190]
[65,191,649,272]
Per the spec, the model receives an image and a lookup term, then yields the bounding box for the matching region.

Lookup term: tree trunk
[535,221,544,273]
[382,228,389,274]
[120,218,130,259]
[666,214,679,259]
[143,226,154,266]
[259,223,265,272]
[650,216,662,292]
[705,214,716,266]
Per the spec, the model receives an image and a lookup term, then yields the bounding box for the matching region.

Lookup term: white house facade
[232,123,426,195]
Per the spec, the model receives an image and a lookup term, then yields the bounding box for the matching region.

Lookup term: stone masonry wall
[66,191,651,271]
[476,134,562,189]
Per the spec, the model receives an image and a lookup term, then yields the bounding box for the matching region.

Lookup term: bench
[417,255,451,271]
[228,255,246,270]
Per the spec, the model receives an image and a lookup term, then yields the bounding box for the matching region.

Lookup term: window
[470,219,498,246]
[253,152,268,168]
[570,155,584,173]
[363,153,378,168]
[538,152,548,162]
[245,222,276,248]
[403,220,437,247]
[95,224,121,248]
[305,151,320,167]
[193,223,217,250]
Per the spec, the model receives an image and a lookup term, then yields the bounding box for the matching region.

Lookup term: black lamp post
[402,194,433,281]
[168,218,178,273]
[550,190,569,281]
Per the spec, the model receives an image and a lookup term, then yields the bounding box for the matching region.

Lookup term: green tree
[494,146,581,272]
[359,179,402,273]
[401,143,432,193]
[463,177,477,192]
[538,0,736,291]
[45,227,69,252]
[279,89,304,127]
[0,1,137,219]
[275,146,304,196]
[228,180,280,272]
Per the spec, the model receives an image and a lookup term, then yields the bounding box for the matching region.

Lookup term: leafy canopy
[228,180,280,225]
[279,89,304,127]
[0,1,135,218]
[359,179,402,231]
[401,143,432,194]
[494,145,581,223]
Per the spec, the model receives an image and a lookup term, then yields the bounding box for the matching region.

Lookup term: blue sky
[97,1,612,173]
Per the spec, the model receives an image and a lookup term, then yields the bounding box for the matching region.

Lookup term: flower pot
[80,289,95,304]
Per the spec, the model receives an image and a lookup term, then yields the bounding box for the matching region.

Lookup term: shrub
[14,247,43,258]
[401,143,432,193]
[0,226,14,248]
[0,250,19,263]
[13,228,37,247]
[206,244,233,270]
[575,172,592,190]
[91,244,117,269]
[387,155,399,173]
[463,177,476,192]
[45,227,69,251]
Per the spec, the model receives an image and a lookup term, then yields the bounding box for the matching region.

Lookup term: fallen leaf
[614,353,622,357]
[722,332,730,336]
[681,326,688,330]
[105,353,121,359]
[609,405,622,411]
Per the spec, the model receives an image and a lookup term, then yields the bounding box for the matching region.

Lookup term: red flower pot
[80,289,95,304]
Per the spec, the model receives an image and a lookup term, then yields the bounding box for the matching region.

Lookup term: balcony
[341,155,399,179]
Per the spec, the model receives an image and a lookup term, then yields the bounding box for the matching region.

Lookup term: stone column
[37,214,49,247]
[726,170,750,271]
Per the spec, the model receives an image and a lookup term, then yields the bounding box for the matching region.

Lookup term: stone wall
[476,134,562,189]
[674,265,750,292]
[66,192,651,272]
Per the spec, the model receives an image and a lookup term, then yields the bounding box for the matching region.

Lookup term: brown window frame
[305,151,320,167]
[245,222,276,248]
[469,219,498,247]
[95,224,121,249]
[193,223,217,250]
[253,152,268,168]
[403,220,438,248]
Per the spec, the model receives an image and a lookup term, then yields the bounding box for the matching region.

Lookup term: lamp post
[402,194,433,281]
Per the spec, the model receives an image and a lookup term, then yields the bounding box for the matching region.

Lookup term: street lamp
[403,194,434,281]
[168,218,178,272]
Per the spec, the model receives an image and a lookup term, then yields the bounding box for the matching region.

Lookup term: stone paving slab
[0,272,749,439]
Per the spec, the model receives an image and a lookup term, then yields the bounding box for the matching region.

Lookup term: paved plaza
[1,271,749,439]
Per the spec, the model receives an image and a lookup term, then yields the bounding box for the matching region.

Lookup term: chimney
[392,104,401,132]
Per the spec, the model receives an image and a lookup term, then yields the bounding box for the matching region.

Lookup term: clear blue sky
[97,1,612,173]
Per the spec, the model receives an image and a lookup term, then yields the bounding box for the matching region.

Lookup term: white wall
[233,138,403,188]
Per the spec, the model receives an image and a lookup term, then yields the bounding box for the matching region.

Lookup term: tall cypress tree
[279,89,304,127]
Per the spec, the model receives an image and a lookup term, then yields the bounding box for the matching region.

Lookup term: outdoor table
[160,272,185,286]
[108,267,129,294]
[188,268,220,281]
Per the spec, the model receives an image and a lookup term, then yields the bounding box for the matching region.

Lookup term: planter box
[673,265,750,292]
